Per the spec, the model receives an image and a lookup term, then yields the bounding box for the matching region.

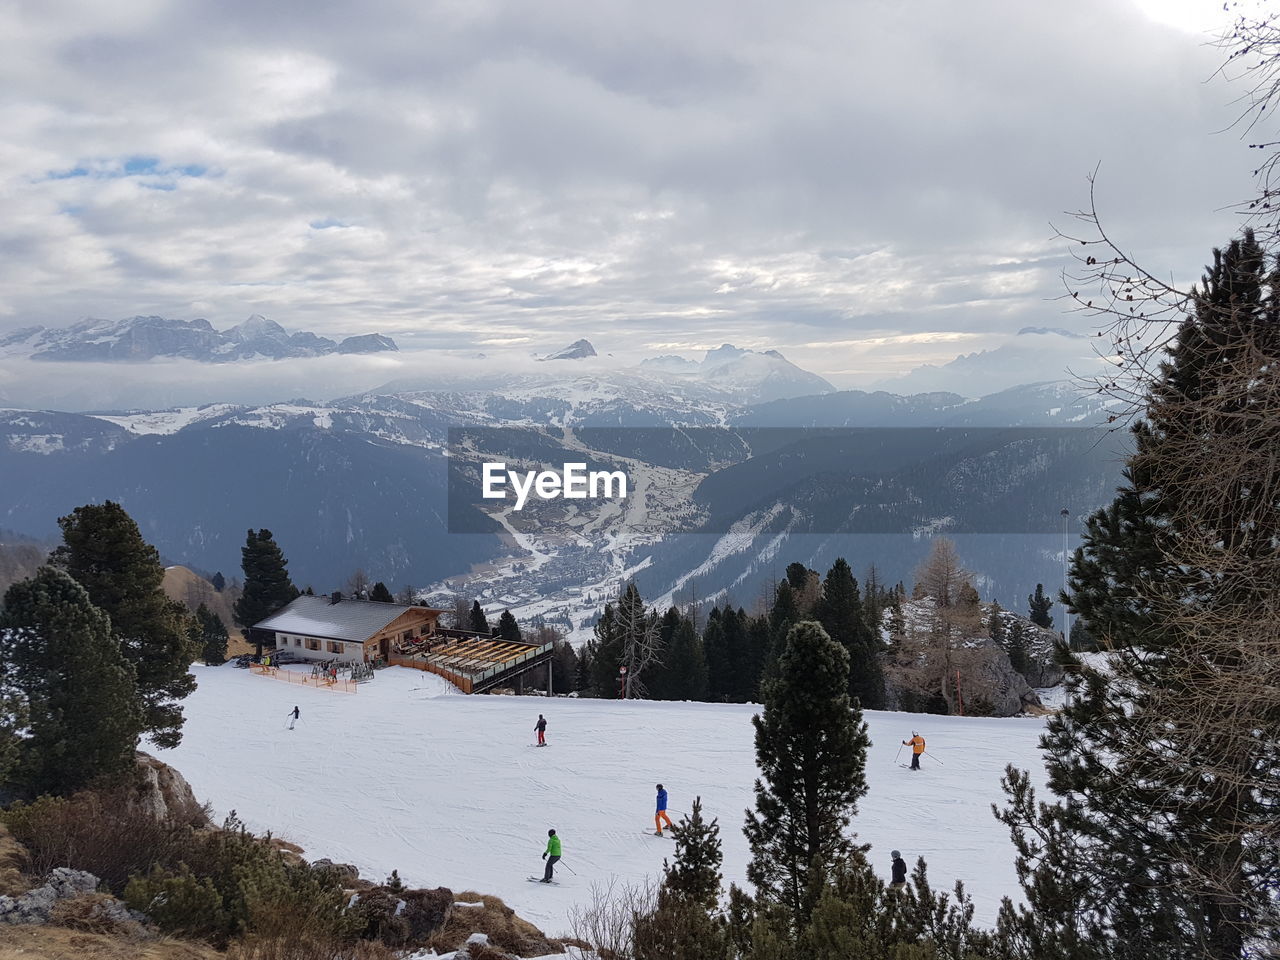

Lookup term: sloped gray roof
[253,595,441,643]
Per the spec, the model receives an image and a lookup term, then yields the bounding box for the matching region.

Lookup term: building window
[306,638,321,651]
[327,641,342,654]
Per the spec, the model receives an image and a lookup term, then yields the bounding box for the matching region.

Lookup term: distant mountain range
[0,375,1125,639]
[872,326,1105,397]
[0,314,399,363]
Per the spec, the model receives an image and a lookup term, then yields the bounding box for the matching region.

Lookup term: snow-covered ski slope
[161,665,1049,938]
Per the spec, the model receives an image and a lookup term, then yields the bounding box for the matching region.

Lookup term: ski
[526,877,560,885]
[644,832,673,839]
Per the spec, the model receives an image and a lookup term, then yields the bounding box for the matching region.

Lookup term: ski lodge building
[250,594,447,664]
[250,594,556,694]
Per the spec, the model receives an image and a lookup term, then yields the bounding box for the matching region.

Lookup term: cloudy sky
[0,0,1261,396]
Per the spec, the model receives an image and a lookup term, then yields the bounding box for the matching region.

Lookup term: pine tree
[1000,231,1280,959]
[369,581,394,603]
[744,615,772,702]
[585,602,622,697]
[721,607,752,702]
[1027,584,1054,630]
[233,529,298,656]
[52,501,195,749]
[647,608,683,700]
[664,796,723,909]
[195,603,229,666]
[468,600,490,635]
[744,620,871,928]
[211,571,226,593]
[657,614,709,701]
[575,642,594,693]
[0,567,141,795]
[702,609,732,701]
[497,609,521,642]
[816,558,884,710]
[549,637,579,694]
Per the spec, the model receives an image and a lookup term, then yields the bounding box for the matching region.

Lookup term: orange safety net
[249,662,358,694]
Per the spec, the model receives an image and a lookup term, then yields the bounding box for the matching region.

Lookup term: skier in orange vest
[902,731,926,770]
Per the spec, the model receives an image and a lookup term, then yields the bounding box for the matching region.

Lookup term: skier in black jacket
[890,850,908,891]
[534,714,547,746]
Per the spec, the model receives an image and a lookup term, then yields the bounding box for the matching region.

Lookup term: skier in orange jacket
[902,731,926,770]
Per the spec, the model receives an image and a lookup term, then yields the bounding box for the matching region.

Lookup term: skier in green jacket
[540,828,561,882]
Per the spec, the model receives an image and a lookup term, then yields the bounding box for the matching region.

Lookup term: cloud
[0,0,1254,397]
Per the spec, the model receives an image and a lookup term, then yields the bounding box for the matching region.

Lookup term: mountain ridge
[0,314,400,363]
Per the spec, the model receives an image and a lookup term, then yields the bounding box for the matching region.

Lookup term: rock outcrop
[132,754,209,827]
[0,868,100,924]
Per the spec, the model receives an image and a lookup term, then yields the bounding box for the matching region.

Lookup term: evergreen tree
[657,614,709,701]
[1027,584,1054,630]
[770,580,800,635]
[744,620,871,928]
[497,609,521,642]
[703,609,732,701]
[233,529,298,656]
[52,501,195,749]
[585,603,623,697]
[647,608,683,700]
[369,581,394,603]
[744,615,772,702]
[665,796,723,909]
[210,571,226,593]
[548,637,579,694]
[0,567,141,794]
[575,642,594,693]
[862,564,887,641]
[468,600,490,634]
[816,558,884,710]
[784,562,810,593]
[1000,231,1280,960]
[195,604,229,666]
[721,607,752,702]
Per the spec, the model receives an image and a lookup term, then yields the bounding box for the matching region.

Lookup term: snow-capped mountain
[0,315,399,362]
[538,338,598,361]
[734,380,1118,428]
[871,327,1108,397]
[640,343,835,404]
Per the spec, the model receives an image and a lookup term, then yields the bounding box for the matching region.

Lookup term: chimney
[329,591,342,605]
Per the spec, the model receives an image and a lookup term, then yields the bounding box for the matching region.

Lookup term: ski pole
[559,861,578,876]
[894,745,903,765]
[924,751,945,765]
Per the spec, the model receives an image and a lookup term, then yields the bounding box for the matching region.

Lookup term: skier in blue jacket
[654,784,672,836]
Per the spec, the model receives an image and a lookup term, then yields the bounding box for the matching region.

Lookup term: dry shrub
[426,890,563,957]
[0,821,32,896]
[0,924,222,960]
[226,936,398,960]
[49,892,150,939]
[568,878,659,960]
[2,785,199,891]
